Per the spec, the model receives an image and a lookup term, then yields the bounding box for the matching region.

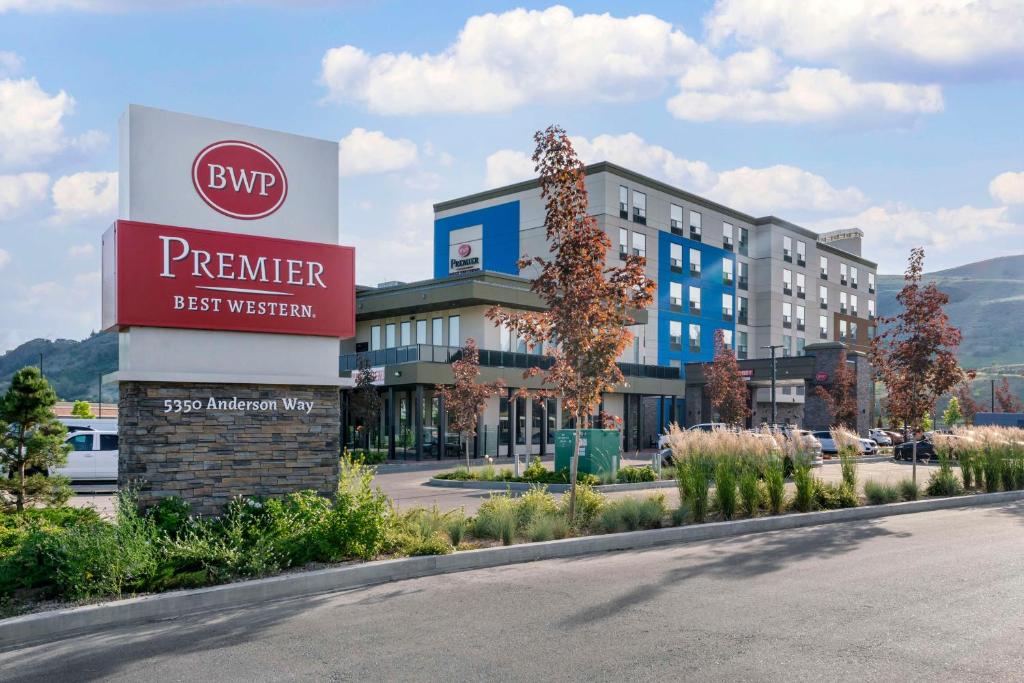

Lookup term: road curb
[424,478,678,494]
[3,489,1023,649]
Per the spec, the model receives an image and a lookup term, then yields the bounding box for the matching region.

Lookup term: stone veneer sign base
[119,382,340,514]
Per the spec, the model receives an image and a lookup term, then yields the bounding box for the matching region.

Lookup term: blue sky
[0,0,1022,351]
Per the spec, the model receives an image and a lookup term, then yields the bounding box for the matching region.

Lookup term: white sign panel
[448,224,482,274]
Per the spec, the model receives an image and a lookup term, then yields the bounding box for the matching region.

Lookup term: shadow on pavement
[0,587,381,682]
[559,519,910,629]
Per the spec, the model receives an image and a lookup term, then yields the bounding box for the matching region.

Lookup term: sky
[0,0,1022,352]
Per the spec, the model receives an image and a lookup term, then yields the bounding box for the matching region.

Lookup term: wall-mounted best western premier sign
[103,220,354,338]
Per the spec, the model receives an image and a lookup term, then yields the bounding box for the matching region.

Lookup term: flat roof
[434,161,877,269]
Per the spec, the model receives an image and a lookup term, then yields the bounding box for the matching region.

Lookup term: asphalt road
[3,501,1022,682]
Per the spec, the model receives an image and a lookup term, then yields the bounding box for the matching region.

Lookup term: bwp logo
[458,243,472,257]
[192,140,288,220]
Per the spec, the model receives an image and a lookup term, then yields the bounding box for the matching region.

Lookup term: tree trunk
[568,416,582,523]
[465,434,470,472]
[912,438,918,485]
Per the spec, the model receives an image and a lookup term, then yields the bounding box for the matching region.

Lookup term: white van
[54,430,119,481]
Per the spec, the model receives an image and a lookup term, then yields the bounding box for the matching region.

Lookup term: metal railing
[340,344,680,380]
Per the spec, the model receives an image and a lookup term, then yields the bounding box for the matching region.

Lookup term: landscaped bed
[1,426,1021,619]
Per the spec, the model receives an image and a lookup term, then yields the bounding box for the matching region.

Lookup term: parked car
[688,423,730,433]
[868,428,892,446]
[893,437,937,461]
[51,430,119,481]
[859,438,879,455]
[885,430,906,445]
[811,430,838,455]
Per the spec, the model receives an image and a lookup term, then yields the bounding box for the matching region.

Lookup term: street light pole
[991,378,996,412]
[761,344,784,427]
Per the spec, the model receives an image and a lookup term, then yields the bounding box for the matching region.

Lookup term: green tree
[0,367,72,512]
[942,396,963,427]
[71,399,95,419]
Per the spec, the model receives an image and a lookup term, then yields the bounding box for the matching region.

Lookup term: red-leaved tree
[995,377,1023,413]
[954,382,982,425]
[870,248,964,482]
[703,329,750,427]
[435,338,505,470]
[814,350,859,429]
[487,125,655,520]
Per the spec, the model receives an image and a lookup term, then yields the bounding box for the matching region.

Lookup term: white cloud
[989,171,1024,205]
[0,172,49,220]
[68,243,95,259]
[668,66,943,126]
[811,204,1023,272]
[485,132,867,215]
[485,150,534,188]
[320,5,704,114]
[0,248,10,270]
[351,200,434,287]
[0,78,73,167]
[50,171,117,223]
[706,0,1024,79]
[338,127,418,176]
[709,165,868,215]
[0,51,21,76]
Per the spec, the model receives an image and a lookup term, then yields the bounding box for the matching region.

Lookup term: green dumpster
[553,429,621,478]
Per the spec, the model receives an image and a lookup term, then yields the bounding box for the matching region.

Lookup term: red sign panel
[112,220,354,338]
[816,371,830,383]
[192,140,288,220]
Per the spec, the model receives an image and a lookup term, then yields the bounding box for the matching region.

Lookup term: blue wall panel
[656,232,736,369]
[433,201,521,278]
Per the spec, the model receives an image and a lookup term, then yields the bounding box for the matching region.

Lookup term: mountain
[0,332,117,402]
[876,254,1024,370]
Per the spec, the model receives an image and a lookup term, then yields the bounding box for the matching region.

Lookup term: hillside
[875,254,1024,370]
[0,332,117,402]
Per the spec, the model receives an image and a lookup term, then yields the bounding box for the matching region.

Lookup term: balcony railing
[340,345,681,380]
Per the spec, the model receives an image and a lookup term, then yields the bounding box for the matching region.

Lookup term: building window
[618,227,628,259]
[796,304,806,331]
[868,298,875,320]
[670,204,683,234]
[737,261,748,290]
[820,315,828,339]
[820,255,829,279]
[868,271,875,294]
[689,210,702,241]
[782,268,792,296]
[632,231,646,258]
[416,319,427,345]
[737,296,748,325]
[722,329,733,349]
[669,282,682,311]
[723,258,734,286]
[448,315,461,346]
[400,321,411,346]
[723,222,734,251]
[783,235,793,262]
[432,317,443,345]
[515,395,526,445]
[738,226,749,256]
[783,302,792,329]
[722,293,734,321]
[850,294,858,317]
[669,320,682,350]
[796,337,806,356]
[689,286,701,315]
[385,323,396,349]
[689,248,701,277]
[840,291,848,315]
[737,330,748,359]
[796,272,806,299]
[850,321,859,340]
[633,190,647,224]
[851,266,859,289]
[619,185,628,219]
[546,398,557,444]
[839,319,848,341]
[840,263,848,286]
[689,323,701,353]
[782,334,792,357]
[670,242,683,273]
[819,285,828,310]
[370,325,381,351]
[500,323,511,352]
[796,240,806,266]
